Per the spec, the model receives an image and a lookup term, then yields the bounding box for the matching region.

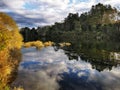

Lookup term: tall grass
[23,41,54,49]
[59,42,71,47]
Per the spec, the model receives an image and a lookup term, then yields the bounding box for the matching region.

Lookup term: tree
[0,12,23,88]
[0,12,23,49]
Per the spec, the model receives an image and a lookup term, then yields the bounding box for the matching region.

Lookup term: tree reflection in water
[12,46,120,90]
[55,41,120,72]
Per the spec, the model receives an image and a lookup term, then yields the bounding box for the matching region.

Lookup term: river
[12,46,120,90]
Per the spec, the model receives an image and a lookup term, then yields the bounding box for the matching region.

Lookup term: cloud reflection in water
[12,47,120,90]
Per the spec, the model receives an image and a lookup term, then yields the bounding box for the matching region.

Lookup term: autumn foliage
[0,12,23,89]
[23,41,54,49]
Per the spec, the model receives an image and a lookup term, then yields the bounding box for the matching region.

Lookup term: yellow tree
[0,12,23,88]
[0,12,23,49]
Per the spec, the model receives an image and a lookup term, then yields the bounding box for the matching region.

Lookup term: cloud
[7,12,47,27]
[12,46,120,90]
[0,0,120,27]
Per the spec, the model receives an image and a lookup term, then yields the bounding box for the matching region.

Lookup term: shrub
[23,41,44,49]
[44,41,54,47]
[0,12,23,89]
[59,42,71,47]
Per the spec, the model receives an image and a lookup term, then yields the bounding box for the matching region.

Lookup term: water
[12,46,120,90]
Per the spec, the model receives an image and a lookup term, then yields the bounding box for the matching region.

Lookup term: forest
[20,3,120,45]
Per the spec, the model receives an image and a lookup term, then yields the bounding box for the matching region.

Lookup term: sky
[0,0,120,28]
[13,47,120,90]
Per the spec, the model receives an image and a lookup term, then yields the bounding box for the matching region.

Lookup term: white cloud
[0,0,120,27]
[13,46,120,90]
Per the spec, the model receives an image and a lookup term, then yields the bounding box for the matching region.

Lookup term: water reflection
[12,47,120,90]
[58,42,120,71]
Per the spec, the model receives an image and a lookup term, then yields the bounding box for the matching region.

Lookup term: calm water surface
[12,47,120,90]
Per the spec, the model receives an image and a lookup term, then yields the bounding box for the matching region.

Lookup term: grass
[44,41,54,47]
[59,42,71,47]
[23,41,44,48]
[23,41,54,49]
[23,41,71,48]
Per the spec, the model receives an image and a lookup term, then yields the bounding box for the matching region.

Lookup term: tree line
[20,3,120,45]
[20,3,120,72]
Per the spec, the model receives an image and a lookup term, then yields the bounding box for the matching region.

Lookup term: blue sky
[23,2,39,10]
[0,0,120,27]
